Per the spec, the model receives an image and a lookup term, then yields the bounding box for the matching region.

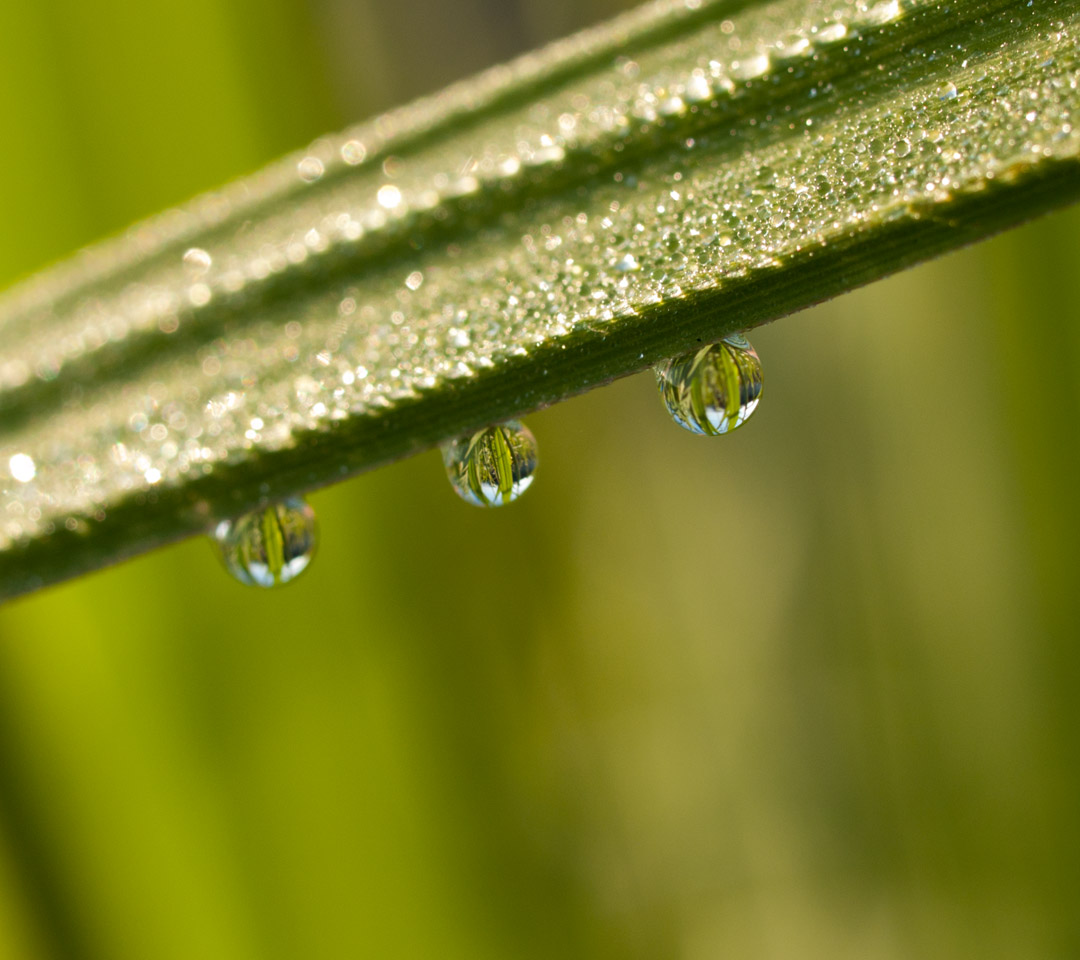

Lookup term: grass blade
[1,0,1079,597]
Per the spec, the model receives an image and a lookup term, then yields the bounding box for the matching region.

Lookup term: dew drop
[182,247,212,277]
[8,453,36,483]
[732,53,770,80]
[654,335,763,436]
[341,139,367,164]
[937,81,958,101]
[684,73,713,103]
[658,95,686,116]
[441,421,538,507]
[297,156,325,182]
[213,497,317,587]
[377,184,403,208]
[816,22,847,43]
[860,0,901,25]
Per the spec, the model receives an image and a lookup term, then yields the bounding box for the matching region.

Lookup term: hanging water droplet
[654,335,763,436]
[441,421,538,507]
[213,497,317,587]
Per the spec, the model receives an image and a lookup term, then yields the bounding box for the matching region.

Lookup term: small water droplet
[658,95,686,116]
[654,336,763,436]
[731,53,770,80]
[937,81,958,101]
[377,184,403,208]
[816,22,847,43]
[297,156,325,182]
[182,247,212,277]
[615,253,640,271]
[447,327,471,348]
[8,453,36,483]
[341,139,367,164]
[860,0,901,25]
[441,421,538,507]
[684,73,713,103]
[213,497,317,587]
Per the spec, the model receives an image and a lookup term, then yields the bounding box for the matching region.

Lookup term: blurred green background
[1,0,1079,957]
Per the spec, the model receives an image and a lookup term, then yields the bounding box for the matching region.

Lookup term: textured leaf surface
[1,0,1079,598]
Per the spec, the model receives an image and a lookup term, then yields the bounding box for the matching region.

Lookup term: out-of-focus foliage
[0,1,1078,958]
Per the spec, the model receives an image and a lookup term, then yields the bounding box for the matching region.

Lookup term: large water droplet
[441,421,538,507]
[213,497,317,587]
[654,336,763,435]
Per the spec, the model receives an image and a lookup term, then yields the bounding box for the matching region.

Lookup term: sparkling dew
[213,497,317,587]
[654,335,764,435]
[441,420,538,507]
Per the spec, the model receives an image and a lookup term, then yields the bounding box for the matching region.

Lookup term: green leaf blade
[2,0,1079,598]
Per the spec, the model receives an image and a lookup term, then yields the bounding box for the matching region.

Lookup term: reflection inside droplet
[654,335,763,435]
[213,497,317,587]
[441,421,538,507]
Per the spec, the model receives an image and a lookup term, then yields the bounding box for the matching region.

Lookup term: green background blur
[1,0,1079,957]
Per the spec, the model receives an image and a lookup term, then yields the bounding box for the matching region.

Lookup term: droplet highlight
[213,497,317,587]
[8,453,36,483]
[377,184,402,208]
[441,421,538,507]
[654,335,764,435]
[182,247,212,277]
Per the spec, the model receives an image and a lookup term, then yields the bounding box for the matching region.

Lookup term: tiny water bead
[213,497,317,587]
[441,421,538,507]
[8,453,36,483]
[296,156,325,182]
[182,247,212,277]
[655,336,764,436]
